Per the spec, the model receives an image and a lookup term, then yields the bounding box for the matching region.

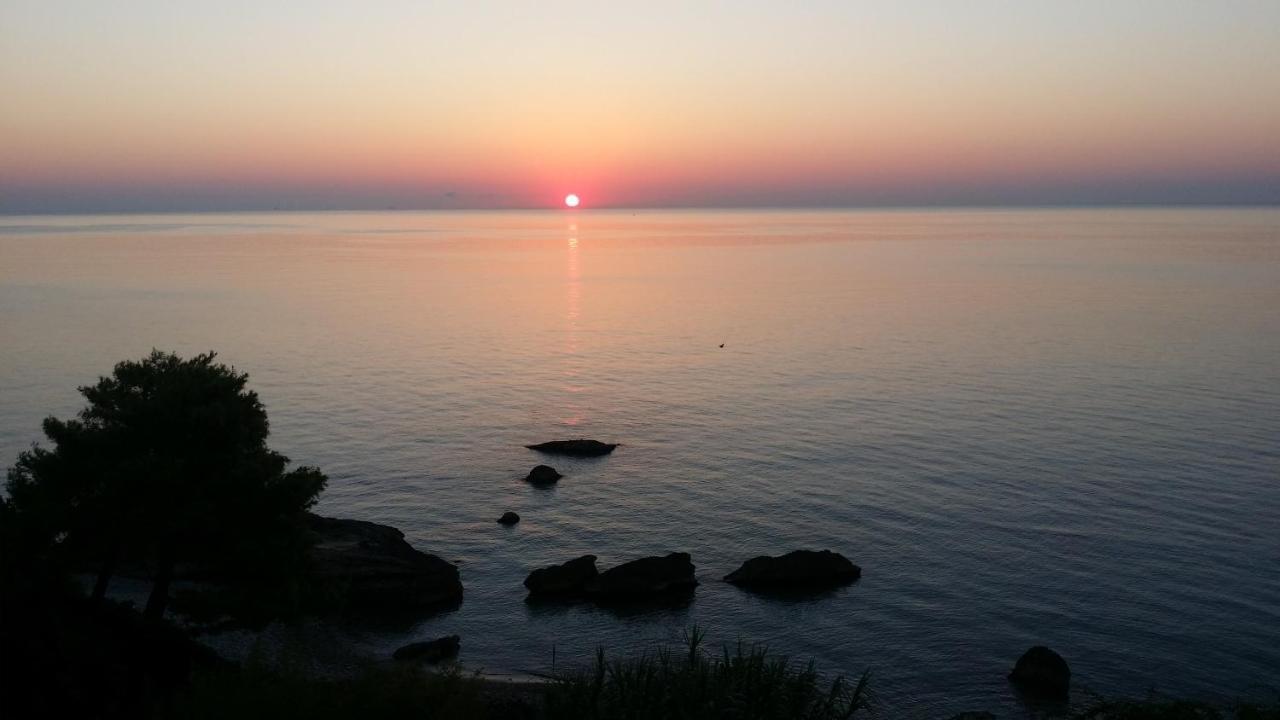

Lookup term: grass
[6,587,1273,720]
[174,626,870,720]
[163,629,1280,720]
[544,626,872,720]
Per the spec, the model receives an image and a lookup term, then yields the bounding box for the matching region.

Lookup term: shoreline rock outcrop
[724,550,861,590]
[393,635,461,663]
[524,465,563,486]
[525,440,618,457]
[303,513,462,612]
[585,552,697,600]
[1008,645,1070,700]
[524,555,599,597]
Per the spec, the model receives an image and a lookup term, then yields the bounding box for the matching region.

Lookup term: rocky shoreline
[302,512,463,612]
[280,441,873,616]
[172,439,1073,711]
[275,442,879,665]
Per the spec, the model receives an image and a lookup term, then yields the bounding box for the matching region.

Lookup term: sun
[564,193,580,208]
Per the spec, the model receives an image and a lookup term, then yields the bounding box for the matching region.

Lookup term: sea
[2,208,1278,717]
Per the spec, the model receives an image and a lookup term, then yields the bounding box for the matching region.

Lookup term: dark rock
[524,465,563,485]
[525,439,618,457]
[586,552,697,600]
[948,713,996,720]
[497,512,521,525]
[1008,646,1070,700]
[724,550,861,589]
[392,634,460,663]
[303,513,462,611]
[524,555,598,596]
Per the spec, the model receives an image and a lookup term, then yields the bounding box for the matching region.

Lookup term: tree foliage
[3,350,326,619]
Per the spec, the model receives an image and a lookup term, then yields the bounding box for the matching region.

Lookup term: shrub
[544,626,871,720]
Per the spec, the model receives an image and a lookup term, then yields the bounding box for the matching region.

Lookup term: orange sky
[2,1,1278,211]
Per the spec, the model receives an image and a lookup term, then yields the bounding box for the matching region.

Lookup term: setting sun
[564,194,580,208]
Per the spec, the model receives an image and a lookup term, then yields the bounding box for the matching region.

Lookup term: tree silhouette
[4,350,326,619]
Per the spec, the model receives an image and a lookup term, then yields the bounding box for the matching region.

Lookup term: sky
[2,1,1278,212]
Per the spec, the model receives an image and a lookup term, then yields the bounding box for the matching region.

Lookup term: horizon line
[3,201,1278,218]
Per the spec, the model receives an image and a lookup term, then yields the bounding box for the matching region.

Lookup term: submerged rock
[393,635,460,663]
[303,513,462,611]
[524,555,599,596]
[1008,646,1070,700]
[586,552,697,600]
[497,511,521,525]
[724,550,861,590]
[525,439,618,457]
[524,465,563,485]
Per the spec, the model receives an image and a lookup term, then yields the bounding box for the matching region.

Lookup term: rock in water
[524,555,599,596]
[586,552,697,600]
[393,635,461,663]
[724,550,861,589]
[1008,646,1070,700]
[524,465,563,485]
[303,513,462,611]
[525,439,618,457]
[497,511,520,525]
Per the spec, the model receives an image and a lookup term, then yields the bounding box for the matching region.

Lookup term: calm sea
[2,209,1278,716]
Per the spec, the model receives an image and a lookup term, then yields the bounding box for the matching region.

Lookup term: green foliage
[2,350,326,617]
[544,626,872,720]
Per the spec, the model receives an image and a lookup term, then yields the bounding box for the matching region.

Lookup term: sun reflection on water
[562,222,583,425]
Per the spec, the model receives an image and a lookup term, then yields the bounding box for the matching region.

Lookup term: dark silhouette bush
[4,350,326,620]
[545,626,872,720]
